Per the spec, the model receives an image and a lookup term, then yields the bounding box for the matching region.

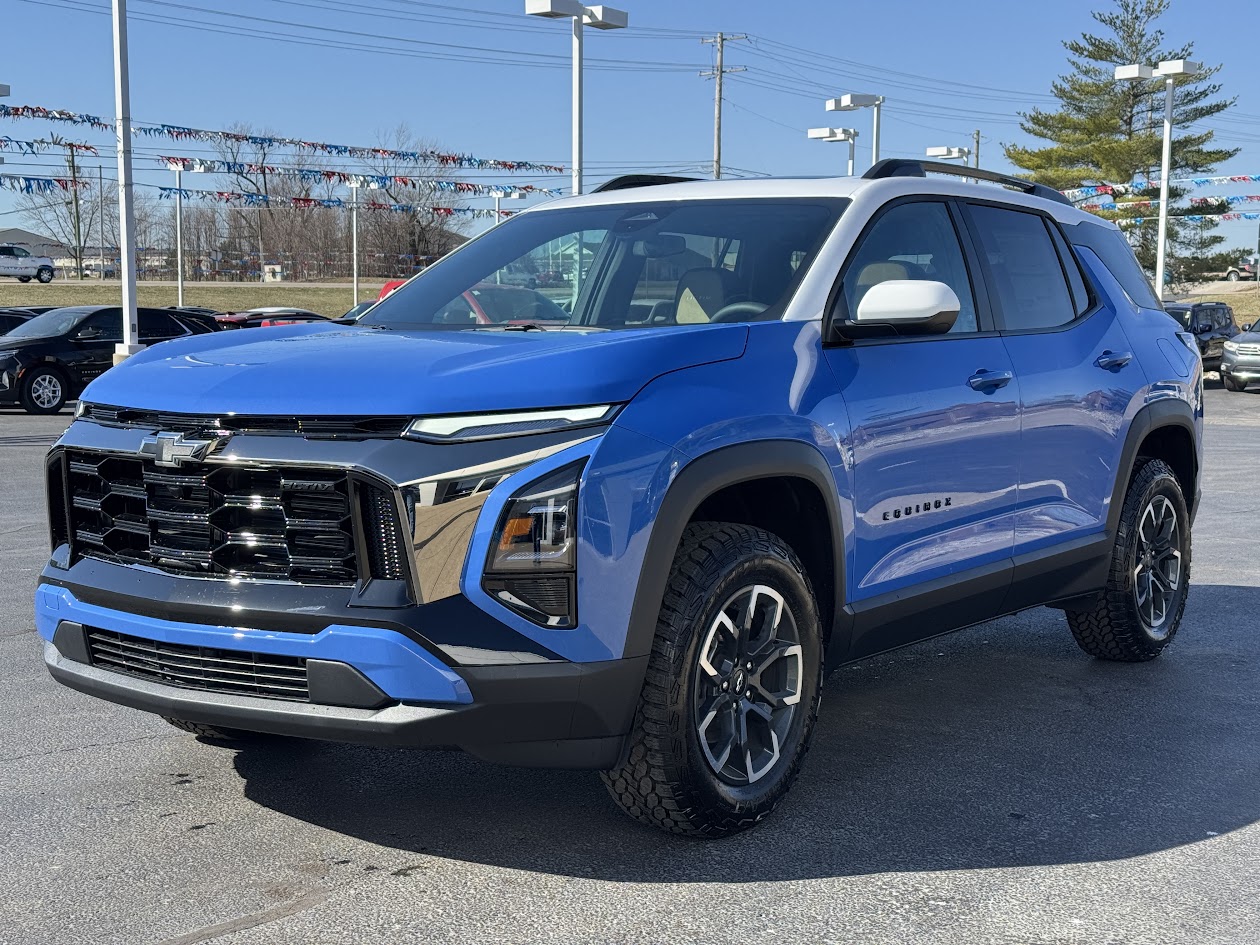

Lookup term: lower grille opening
[86,627,310,702]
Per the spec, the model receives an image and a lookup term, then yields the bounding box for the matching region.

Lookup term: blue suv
[36,161,1202,836]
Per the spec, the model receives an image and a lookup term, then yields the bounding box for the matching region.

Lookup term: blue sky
[3,0,1260,251]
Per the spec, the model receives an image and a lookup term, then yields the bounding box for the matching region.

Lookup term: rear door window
[967,205,1076,331]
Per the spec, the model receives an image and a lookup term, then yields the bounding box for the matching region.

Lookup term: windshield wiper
[500,322,548,331]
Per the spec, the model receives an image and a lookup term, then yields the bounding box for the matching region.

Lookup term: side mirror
[74,327,102,340]
[1244,323,1253,332]
[853,280,960,335]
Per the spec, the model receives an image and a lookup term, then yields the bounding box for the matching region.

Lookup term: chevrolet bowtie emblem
[139,431,230,468]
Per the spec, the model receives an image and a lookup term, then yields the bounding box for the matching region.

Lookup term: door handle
[967,369,1013,391]
[1095,350,1133,370]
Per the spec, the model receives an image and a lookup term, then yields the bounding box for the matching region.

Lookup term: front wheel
[1227,271,1240,282]
[1225,374,1247,392]
[601,522,823,837]
[20,367,67,414]
[36,267,54,284]
[1066,458,1190,661]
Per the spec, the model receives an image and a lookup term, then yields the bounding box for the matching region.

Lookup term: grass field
[0,282,386,318]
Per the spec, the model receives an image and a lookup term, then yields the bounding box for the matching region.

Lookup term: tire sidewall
[673,547,823,817]
[1116,465,1191,646]
[36,268,54,284]
[21,367,67,414]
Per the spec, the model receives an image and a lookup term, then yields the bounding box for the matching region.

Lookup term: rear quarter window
[1067,220,1161,310]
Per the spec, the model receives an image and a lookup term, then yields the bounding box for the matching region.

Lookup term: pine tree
[1004,0,1242,279]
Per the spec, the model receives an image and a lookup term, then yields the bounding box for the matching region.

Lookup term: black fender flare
[622,439,848,664]
[1107,398,1199,535]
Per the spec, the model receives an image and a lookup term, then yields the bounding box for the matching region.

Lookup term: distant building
[0,227,68,258]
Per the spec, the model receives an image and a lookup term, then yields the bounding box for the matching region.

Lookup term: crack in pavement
[153,888,334,945]
[1,732,182,764]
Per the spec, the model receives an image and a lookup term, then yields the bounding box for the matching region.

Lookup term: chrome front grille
[86,626,309,701]
[64,448,359,584]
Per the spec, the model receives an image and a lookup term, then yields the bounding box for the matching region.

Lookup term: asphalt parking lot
[1,388,1258,945]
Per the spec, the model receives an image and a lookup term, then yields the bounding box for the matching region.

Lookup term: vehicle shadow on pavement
[231,584,1260,880]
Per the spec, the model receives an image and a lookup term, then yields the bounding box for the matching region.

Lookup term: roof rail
[862,159,1072,207]
[592,174,701,193]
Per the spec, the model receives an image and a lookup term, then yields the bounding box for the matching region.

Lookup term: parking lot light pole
[525,1,628,197]
[1116,60,1201,299]
[111,0,142,364]
[926,145,972,164]
[808,127,858,176]
[826,94,883,167]
[492,189,526,223]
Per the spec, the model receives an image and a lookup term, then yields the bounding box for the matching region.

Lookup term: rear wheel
[601,522,823,837]
[17,276,31,283]
[19,366,67,414]
[1065,458,1190,661]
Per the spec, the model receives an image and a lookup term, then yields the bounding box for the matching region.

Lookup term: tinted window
[14,247,29,258]
[969,205,1075,331]
[1214,307,1234,330]
[1047,223,1090,316]
[0,314,27,333]
[1069,221,1161,310]
[840,201,979,333]
[139,311,186,340]
[81,310,124,342]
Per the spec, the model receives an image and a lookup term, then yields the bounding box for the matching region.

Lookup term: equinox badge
[139,431,230,468]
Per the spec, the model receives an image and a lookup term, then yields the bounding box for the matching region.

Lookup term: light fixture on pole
[1115,59,1201,299]
[491,189,526,223]
[826,93,883,167]
[807,128,859,176]
[111,0,141,364]
[525,0,628,197]
[926,146,972,163]
[346,178,380,307]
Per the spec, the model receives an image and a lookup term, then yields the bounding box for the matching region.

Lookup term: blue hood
[82,323,749,415]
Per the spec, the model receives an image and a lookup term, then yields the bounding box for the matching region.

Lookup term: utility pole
[701,32,746,180]
[60,140,84,280]
[973,129,981,168]
[98,164,105,279]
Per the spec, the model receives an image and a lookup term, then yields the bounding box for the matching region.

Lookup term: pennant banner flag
[0,104,111,131]
[1190,194,1260,207]
[156,185,509,217]
[0,136,98,156]
[0,173,90,193]
[1120,211,1260,225]
[155,157,559,197]
[1065,174,1260,201]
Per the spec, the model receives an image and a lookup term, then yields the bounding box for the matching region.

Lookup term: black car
[1165,301,1237,372]
[0,305,216,414]
[0,308,36,335]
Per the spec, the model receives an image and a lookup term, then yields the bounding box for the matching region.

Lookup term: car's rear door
[961,201,1146,607]
[822,198,1022,657]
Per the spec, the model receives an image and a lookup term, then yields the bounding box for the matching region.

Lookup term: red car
[436,283,570,326]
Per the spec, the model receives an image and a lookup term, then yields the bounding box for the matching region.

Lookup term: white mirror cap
[854,280,961,324]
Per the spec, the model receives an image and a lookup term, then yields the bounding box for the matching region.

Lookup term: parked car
[0,308,36,335]
[11,306,61,316]
[1164,301,1237,372]
[378,279,408,300]
[0,244,56,283]
[0,305,215,413]
[1204,259,1257,282]
[215,307,329,329]
[1220,320,1260,391]
[38,162,1201,836]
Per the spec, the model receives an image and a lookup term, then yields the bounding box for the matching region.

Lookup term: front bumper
[1220,353,1260,380]
[38,584,644,769]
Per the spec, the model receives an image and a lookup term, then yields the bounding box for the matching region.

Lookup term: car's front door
[10,247,36,278]
[822,198,1022,658]
[70,309,125,384]
[962,202,1146,606]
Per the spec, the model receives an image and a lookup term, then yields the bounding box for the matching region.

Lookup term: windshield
[360,198,846,331]
[3,307,91,340]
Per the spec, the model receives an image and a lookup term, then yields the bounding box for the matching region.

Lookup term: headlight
[405,405,617,442]
[481,460,584,628]
[1223,341,1240,353]
[73,400,89,419]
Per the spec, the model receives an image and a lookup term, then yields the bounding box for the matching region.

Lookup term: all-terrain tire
[1065,458,1190,661]
[600,522,824,837]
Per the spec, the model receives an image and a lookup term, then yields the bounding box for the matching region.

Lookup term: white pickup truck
[0,244,56,283]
